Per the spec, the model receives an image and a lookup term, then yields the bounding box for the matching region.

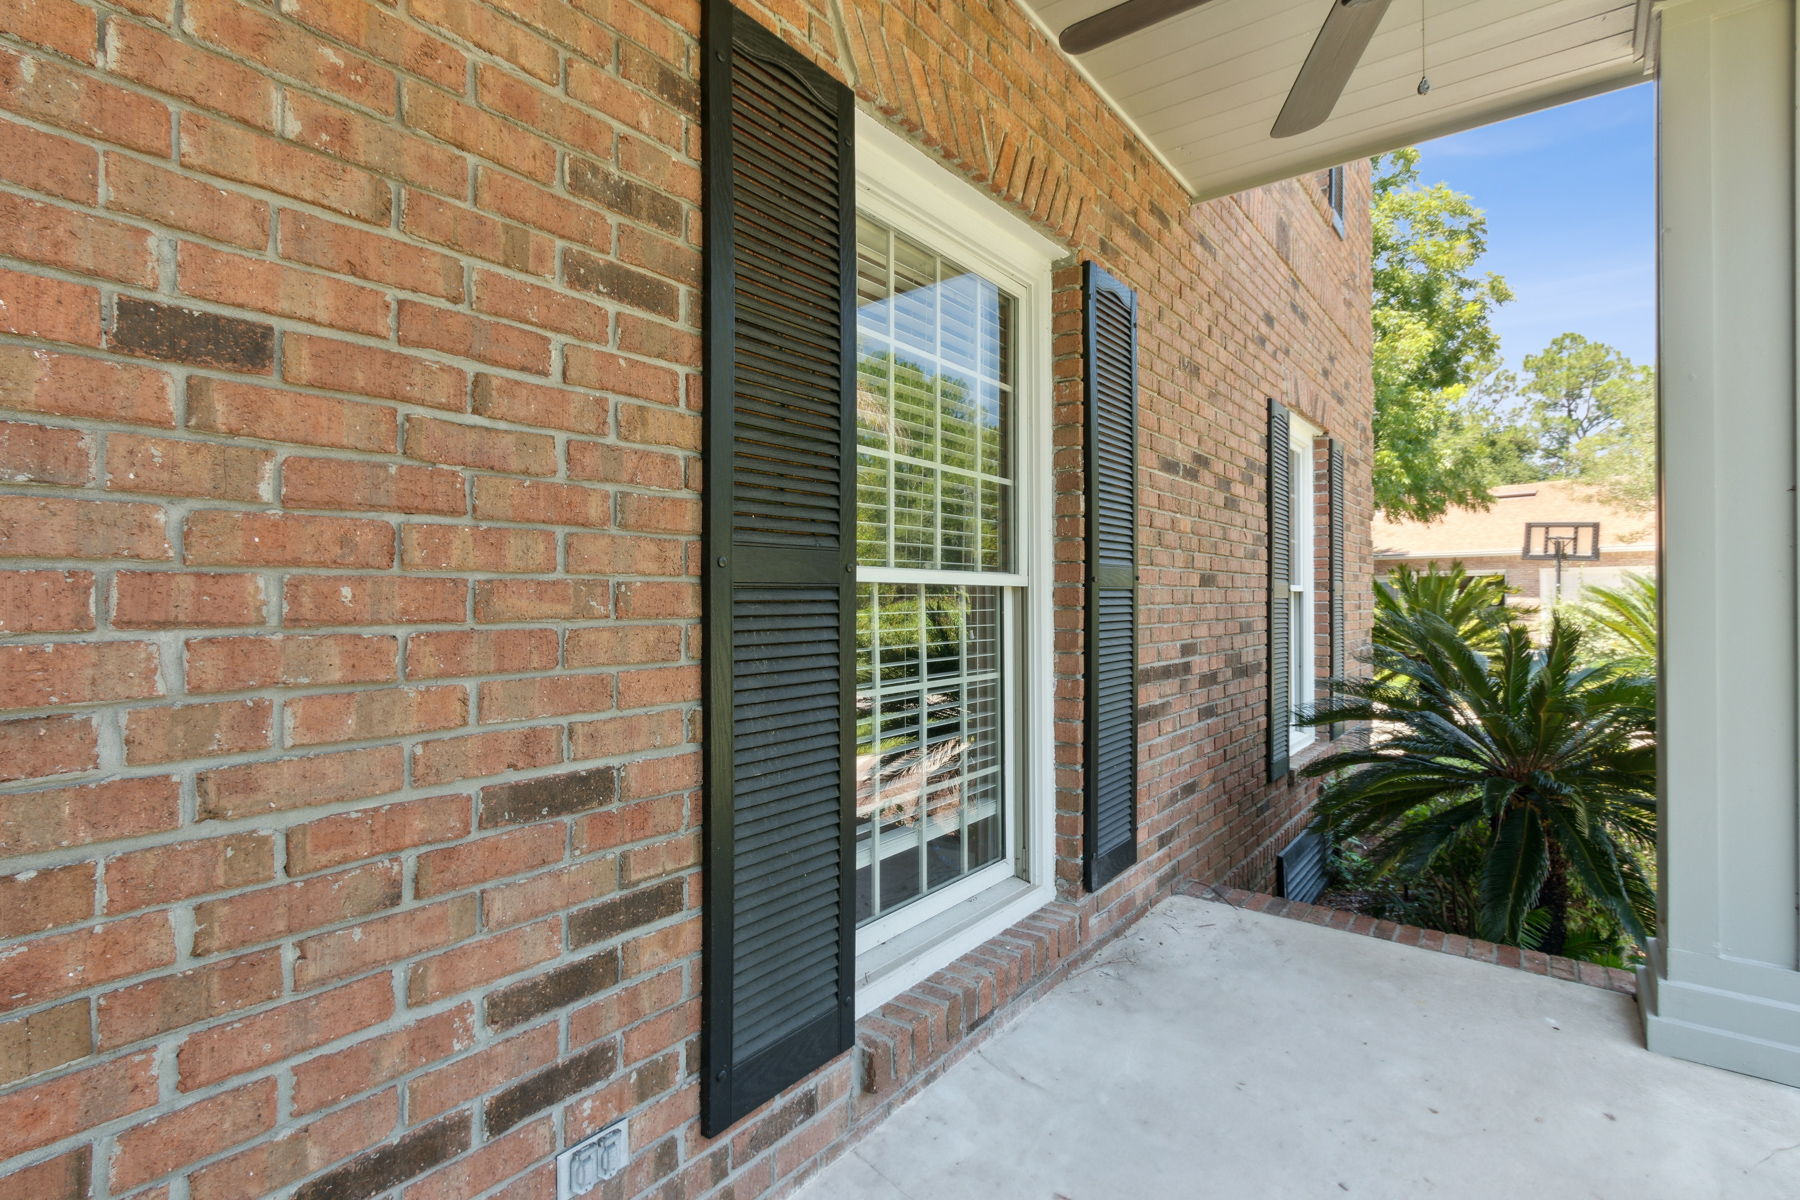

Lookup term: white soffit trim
[1015,0,1658,200]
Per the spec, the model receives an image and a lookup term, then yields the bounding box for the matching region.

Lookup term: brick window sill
[853,902,1086,1116]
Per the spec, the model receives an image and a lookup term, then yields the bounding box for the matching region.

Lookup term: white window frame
[1288,415,1323,755]
[850,111,1064,1017]
[1322,164,1347,237]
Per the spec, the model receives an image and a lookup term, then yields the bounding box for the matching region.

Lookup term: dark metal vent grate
[1277,827,1327,905]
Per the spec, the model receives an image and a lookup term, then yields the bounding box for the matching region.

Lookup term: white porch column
[1642,0,1800,1087]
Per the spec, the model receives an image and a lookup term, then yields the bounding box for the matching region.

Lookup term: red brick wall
[0,0,1371,1197]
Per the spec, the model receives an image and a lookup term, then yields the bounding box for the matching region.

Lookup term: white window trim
[1288,415,1323,755]
[851,110,1064,1017]
[1323,164,1347,237]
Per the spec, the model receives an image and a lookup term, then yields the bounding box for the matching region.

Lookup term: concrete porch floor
[796,895,1800,1200]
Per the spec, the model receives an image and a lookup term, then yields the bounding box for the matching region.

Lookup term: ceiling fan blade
[1271,0,1395,138]
[1059,0,1222,55]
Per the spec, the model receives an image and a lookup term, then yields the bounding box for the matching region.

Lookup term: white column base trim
[1638,940,1800,1088]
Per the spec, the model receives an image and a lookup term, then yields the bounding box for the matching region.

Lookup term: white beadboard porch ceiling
[1018,0,1655,199]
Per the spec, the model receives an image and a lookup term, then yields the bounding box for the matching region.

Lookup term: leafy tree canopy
[1370,149,1517,522]
[1370,151,1658,520]
[1529,335,1657,510]
[1467,334,1658,511]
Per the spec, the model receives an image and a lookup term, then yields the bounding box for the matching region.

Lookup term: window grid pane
[855,584,1005,923]
[855,217,1014,574]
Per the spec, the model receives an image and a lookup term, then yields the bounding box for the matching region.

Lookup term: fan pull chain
[1417,0,1431,94]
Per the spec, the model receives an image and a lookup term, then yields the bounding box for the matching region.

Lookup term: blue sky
[1412,82,1656,373]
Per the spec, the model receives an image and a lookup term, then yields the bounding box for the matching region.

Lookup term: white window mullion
[884,226,899,568]
[858,566,1028,588]
[957,585,972,876]
[911,583,928,897]
[866,583,883,916]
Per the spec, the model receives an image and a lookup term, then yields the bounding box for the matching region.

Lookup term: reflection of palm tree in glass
[852,581,1002,916]
[855,585,970,826]
[855,705,967,827]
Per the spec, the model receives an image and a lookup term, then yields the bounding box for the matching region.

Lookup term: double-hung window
[1267,400,1343,780]
[848,116,1058,1010]
[1286,421,1320,754]
[853,217,1014,927]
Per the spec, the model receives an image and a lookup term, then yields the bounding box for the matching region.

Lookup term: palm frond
[1478,805,1549,943]
[1541,805,1650,946]
[1569,573,1658,661]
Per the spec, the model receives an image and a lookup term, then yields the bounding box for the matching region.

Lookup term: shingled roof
[1373,481,1657,559]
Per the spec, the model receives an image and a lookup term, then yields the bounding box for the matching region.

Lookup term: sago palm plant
[1568,572,1657,668]
[1299,611,1656,955]
[1373,562,1514,667]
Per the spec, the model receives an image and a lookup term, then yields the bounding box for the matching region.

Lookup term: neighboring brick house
[0,0,1374,1197]
[1374,480,1657,605]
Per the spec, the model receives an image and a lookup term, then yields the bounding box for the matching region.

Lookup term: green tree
[1517,333,1655,483]
[1567,360,1656,513]
[1439,364,1539,488]
[1371,149,1516,522]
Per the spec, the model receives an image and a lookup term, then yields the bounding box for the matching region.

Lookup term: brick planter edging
[1185,883,1638,996]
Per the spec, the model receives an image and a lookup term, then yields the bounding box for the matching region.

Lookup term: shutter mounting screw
[716,555,727,567]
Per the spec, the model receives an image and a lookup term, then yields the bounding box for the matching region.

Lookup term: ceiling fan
[1058,0,1397,138]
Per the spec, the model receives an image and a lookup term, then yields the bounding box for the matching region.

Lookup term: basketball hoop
[1522,522,1601,596]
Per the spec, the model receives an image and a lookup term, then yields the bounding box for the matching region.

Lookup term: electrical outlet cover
[557,1121,628,1198]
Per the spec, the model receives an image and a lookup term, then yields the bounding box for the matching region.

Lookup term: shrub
[1302,610,1656,958]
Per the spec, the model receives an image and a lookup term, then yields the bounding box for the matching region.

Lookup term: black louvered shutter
[1327,440,1345,740]
[700,0,854,1136]
[1267,401,1291,781]
[1084,263,1139,891]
